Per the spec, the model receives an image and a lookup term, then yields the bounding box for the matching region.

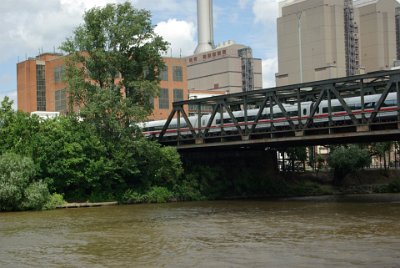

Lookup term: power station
[187,0,263,94]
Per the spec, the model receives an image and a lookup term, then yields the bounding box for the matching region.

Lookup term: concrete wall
[357,0,400,72]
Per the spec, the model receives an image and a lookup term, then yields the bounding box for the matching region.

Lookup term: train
[30,111,60,120]
[139,92,399,138]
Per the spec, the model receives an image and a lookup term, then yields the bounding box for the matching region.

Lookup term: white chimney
[194,0,214,54]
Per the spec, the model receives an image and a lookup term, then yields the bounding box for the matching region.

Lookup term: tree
[285,147,307,172]
[0,97,40,156]
[60,1,168,126]
[370,142,393,170]
[32,117,111,199]
[58,2,183,197]
[328,145,371,185]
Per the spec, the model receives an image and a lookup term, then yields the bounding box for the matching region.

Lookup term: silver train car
[140,93,398,138]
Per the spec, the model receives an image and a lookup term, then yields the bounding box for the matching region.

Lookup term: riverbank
[57,201,118,209]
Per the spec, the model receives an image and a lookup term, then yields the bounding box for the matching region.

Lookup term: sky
[0,0,279,108]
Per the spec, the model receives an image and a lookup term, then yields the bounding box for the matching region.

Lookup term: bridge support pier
[180,147,278,181]
[357,125,369,132]
[295,131,304,137]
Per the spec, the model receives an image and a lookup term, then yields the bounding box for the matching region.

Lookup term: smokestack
[194,0,214,54]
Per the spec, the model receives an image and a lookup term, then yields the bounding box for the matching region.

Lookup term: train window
[323,107,328,113]
[202,120,206,125]
[248,116,256,121]
[384,100,396,106]
[332,106,344,112]
[223,118,233,124]
[216,119,221,125]
[236,117,244,122]
[303,109,306,115]
[365,102,375,108]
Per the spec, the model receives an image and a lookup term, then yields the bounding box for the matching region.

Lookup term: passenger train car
[139,93,399,138]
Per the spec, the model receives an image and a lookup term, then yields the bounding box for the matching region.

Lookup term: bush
[44,193,65,210]
[0,153,38,211]
[120,189,146,204]
[146,187,173,203]
[173,177,204,201]
[328,145,371,185]
[22,181,50,210]
[385,179,400,193]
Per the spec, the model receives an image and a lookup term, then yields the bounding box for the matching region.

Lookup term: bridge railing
[158,69,400,146]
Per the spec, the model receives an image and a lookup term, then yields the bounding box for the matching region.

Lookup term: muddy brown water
[1,194,400,267]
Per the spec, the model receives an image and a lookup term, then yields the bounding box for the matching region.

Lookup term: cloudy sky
[0,0,279,107]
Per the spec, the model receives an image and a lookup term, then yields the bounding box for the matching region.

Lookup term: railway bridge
[153,70,400,177]
[157,69,400,152]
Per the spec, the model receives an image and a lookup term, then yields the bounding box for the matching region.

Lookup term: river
[1,194,400,267]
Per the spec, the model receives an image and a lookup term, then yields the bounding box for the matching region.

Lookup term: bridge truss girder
[158,70,400,147]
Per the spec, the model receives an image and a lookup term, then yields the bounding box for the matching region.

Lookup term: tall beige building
[276,0,400,86]
[187,42,263,93]
[355,0,400,72]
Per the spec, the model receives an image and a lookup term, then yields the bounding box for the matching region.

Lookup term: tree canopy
[60,1,168,124]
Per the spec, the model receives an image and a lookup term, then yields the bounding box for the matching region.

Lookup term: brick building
[17,53,188,121]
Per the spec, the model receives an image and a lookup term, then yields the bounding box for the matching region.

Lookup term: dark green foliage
[32,117,109,199]
[131,139,183,190]
[385,179,400,193]
[328,145,371,185]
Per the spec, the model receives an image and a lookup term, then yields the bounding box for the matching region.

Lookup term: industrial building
[187,0,263,94]
[276,0,400,86]
[17,53,188,121]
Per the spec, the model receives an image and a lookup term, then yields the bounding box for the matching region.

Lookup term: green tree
[328,145,371,185]
[60,1,168,125]
[32,117,110,199]
[58,2,183,198]
[370,142,393,170]
[0,97,40,155]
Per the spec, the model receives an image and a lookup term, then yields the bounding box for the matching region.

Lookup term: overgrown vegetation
[1,3,398,211]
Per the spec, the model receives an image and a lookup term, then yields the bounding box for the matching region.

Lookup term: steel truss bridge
[158,70,400,150]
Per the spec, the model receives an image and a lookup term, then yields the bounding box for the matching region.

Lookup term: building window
[189,58,193,63]
[214,83,219,89]
[36,64,46,111]
[222,50,226,55]
[194,57,197,61]
[159,66,168,81]
[217,51,221,56]
[159,88,169,109]
[203,55,206,59]
[173,88,183,102]
[54,65,64,83]
[173,66,183,81]
[55,88,66,112]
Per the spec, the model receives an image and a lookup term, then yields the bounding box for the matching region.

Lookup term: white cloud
[0,0,126,63]
[155,19,196,57]
[262,56,278,88]
[253,0,279,24]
